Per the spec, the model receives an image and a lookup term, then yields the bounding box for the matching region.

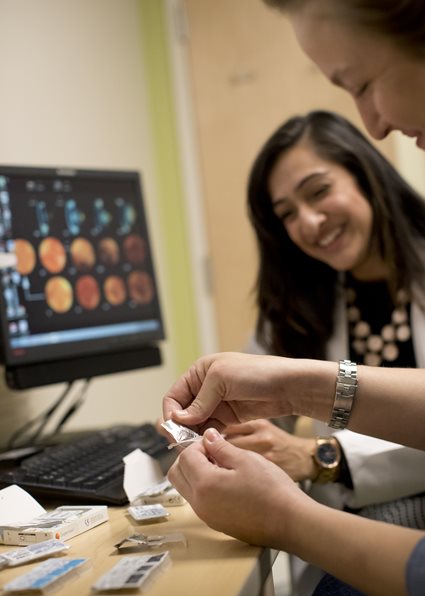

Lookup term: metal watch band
[328,360,358,430]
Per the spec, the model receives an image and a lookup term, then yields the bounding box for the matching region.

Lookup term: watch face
[317,443,338,466]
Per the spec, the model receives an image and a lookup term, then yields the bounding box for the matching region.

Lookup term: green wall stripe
[139,0,201,373]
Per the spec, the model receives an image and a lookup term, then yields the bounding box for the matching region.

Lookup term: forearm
[281,497,422,596]
[286,360,425,450]
[349,365,425,450]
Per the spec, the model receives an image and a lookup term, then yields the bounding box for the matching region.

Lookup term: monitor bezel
[0,165,165,388]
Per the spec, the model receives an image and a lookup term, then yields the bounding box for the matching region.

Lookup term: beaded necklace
[345,285,411,366]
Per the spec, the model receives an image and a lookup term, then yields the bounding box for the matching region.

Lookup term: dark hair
[248,110,425,358]
[262,0,425,57]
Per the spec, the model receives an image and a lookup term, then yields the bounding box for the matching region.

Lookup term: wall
[0,0,201,446]
[394,134,425,195]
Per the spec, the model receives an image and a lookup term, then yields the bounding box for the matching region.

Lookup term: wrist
[328,360,358,430]
[297,437,318,481]
[284,358,338,421]
[280,486,324,555]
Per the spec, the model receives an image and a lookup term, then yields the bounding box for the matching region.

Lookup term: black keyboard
[0,424,174,505]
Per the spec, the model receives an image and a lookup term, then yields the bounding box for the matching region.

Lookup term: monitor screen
[0,166,165,388]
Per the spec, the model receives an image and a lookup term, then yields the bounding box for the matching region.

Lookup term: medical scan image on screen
[0,167,164,388]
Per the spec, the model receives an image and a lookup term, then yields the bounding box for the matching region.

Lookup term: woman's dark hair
[262,0,425,57]
[248,110,425,358]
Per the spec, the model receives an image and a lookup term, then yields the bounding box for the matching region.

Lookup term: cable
[50,378,92,437]
[7,382,74,450]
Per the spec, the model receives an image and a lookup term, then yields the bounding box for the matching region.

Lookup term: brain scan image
[45,276,73,313]
[75,275,101,310]
[127,270,153,305]
[93,198,112,234]
[116,198,137,235]
[39,237,67,274]
[98,237,120,266]
[104,275,126,306]
[123,234,146,265]
[70,238,96,271]
[14,239,36,276]
[64,199,85,235]
[35,201,50,236]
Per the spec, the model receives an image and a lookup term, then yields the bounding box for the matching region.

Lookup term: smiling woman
[247,110,425,362]
[268,143,375,277]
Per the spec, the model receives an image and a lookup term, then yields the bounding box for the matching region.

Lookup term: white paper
[0,253,17,269]
[123,449,165,503]
[0,485,46,525]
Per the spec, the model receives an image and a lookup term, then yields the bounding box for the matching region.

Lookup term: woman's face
[268,140,380,278]
[290,3,425,149]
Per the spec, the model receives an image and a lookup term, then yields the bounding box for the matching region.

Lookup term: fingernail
[204,428,221,442]
[176,410,189,417]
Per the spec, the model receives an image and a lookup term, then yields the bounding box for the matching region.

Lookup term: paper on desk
[0,485,46,525]
[123,449,165,503]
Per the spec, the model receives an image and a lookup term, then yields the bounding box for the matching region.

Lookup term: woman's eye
[277,210,294,222]
[311,185,329,199]
[355,82,369,98]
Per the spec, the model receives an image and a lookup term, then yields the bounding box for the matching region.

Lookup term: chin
[325,259,353,272]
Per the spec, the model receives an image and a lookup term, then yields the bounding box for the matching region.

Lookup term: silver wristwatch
[328,360,358,430]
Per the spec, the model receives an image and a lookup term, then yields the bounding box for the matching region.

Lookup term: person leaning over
[223,109,425,594]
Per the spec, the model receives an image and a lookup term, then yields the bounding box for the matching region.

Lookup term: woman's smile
[317,225,344,249]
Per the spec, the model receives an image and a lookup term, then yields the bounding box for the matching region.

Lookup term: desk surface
[0,504,276,596]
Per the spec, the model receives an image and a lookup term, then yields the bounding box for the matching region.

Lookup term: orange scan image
[14,239,36,276]
[75,275,101,310]
[98,237,120,266]
[39,237,67,274]
[70,238,96,271]
[45,276,73,313]
[127,271,153,304]
[123,234,146,265]
[104,275,126,306]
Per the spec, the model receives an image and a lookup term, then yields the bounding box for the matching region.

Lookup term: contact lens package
[161,419,201,449]
[0,539,69,569]
[3,558,88,593]
[115,533,186,551]
[92,552,171,592]
[0,505,108,546]
[127,503,170,522]
[123,449,186,506]
[130,479,186,507]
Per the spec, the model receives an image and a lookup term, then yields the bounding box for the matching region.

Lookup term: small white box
[0,505,109,545]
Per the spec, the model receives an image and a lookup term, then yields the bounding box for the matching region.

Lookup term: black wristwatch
[312,436,341,483]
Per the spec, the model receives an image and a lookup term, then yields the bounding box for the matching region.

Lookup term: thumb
[203,427,242,469]
[172,391,222,427]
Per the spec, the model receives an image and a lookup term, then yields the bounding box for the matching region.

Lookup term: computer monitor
[0,166,165,389]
